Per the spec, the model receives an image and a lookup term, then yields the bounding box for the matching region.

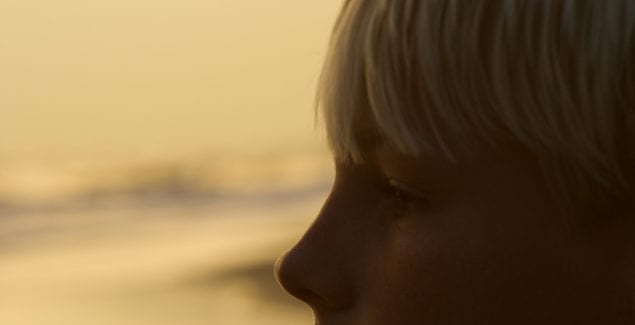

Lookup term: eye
[387,179,410,203]
[388,178,427,197]
[381,178,429,216]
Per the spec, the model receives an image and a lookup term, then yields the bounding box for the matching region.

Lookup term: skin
[275,139,634,324]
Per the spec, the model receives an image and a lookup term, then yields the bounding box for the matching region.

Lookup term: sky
[0,0,341,164]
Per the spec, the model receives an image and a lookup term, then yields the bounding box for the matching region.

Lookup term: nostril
[291,289,332,309]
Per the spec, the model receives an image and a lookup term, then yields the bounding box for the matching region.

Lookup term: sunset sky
[0,0,340,163]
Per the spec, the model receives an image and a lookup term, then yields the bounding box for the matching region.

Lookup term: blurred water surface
[0,0,341,323]
[0,151,332,324]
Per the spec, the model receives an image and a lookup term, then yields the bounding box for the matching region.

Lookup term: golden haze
[0,1,341,324]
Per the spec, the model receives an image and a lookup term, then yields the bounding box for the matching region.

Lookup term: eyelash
[381,178,420,216]
[387,180,410,202]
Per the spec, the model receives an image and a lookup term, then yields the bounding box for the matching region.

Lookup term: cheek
[362,230,485,323]
[359,221,590,324]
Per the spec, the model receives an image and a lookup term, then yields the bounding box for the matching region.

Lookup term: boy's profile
[275,1,635,324]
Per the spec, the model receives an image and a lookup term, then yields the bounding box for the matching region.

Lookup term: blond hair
[316,0,635,221]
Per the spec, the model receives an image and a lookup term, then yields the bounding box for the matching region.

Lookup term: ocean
[0,150,333,324]
[0,0,342,322]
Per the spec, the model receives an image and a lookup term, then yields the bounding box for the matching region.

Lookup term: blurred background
[0,1,341,324]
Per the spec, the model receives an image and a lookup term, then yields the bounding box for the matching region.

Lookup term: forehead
[349,108,473,169]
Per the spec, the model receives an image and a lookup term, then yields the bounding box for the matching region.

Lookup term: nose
[274,194,359,311]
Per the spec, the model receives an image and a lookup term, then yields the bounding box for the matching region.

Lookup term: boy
[276,1,635,324]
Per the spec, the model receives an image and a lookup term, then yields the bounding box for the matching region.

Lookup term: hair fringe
[316,0,635,219]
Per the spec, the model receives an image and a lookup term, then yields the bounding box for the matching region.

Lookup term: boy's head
[321,0,635,222]
[276,1,635,323]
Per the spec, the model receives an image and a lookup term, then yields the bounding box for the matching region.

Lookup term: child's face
[276,141,630,324]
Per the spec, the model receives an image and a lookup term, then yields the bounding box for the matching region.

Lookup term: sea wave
[0,151,333,216]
